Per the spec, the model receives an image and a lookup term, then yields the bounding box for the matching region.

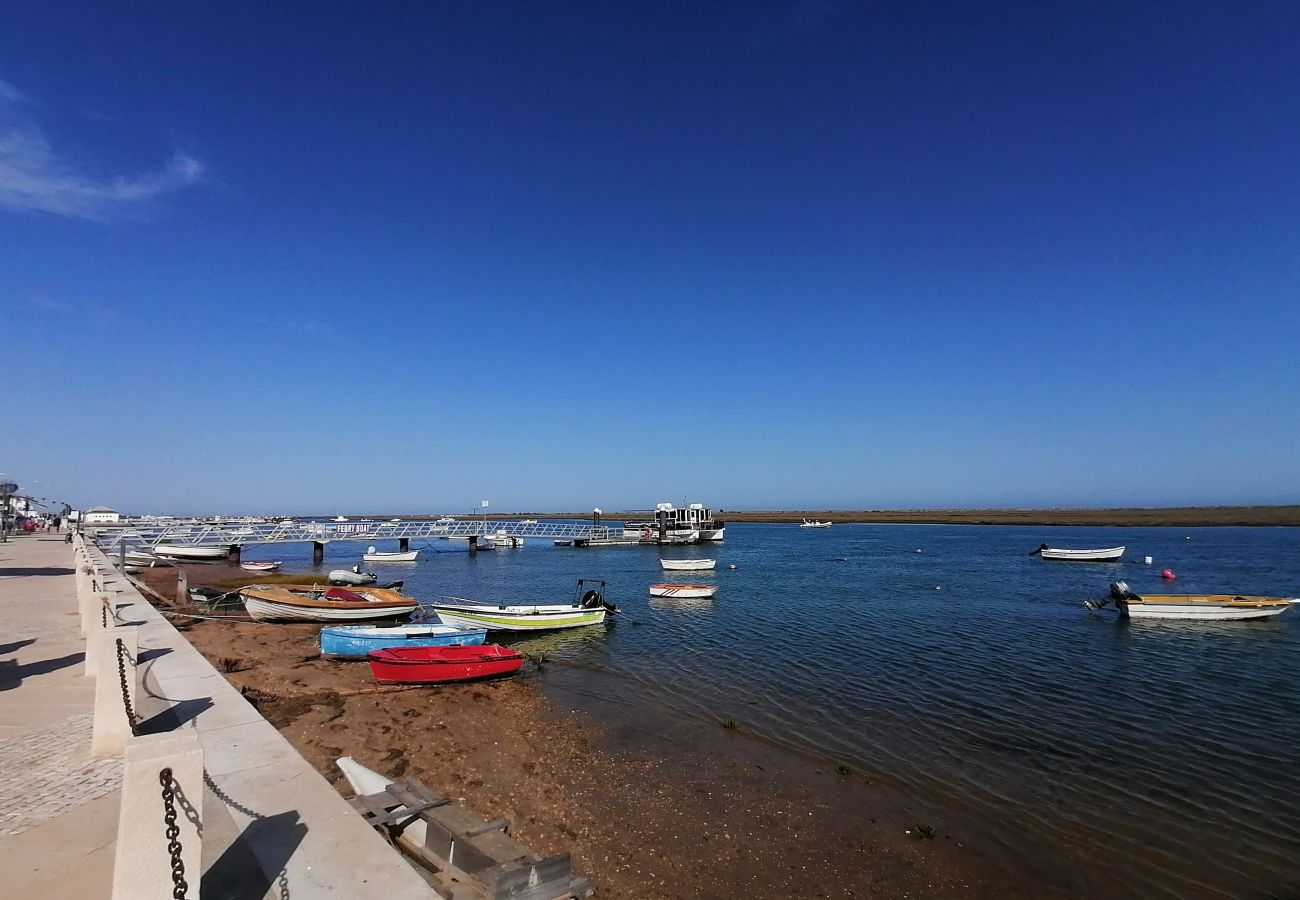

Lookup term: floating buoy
[1161,568,1176,580]
[1144,556,1153,565]
[935,585,942,590]
[915,548,922,554]
[728,564,737,570]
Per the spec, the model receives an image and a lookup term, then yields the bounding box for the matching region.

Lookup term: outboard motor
[1110,580,1135,601]
[580,589,603,609]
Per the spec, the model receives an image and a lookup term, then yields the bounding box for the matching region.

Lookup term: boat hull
[328,569,377,585]
[241,585,418,623]
[1040,546,1125,562]
[367,645,525,684]
[431,605,607,631]
[153,544,230,560]
[320,624,487,658]
[648,583,718,599]
[660,559,717,571]
[240,561,282,572]
[1120,596,1295,620]
[361,550,420,562]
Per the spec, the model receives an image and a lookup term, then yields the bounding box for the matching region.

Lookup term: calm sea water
[259,523,1300,897]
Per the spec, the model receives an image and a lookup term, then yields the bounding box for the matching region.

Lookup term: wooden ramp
[349,777,593,900]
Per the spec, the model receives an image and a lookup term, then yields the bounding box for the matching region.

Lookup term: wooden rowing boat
[428,579,614,632]
[240,560,282,572]
[648,583,717,599]
[319,623,488,658]
[1034,544,1125,562]
[1087,581,1298,620]
[367,645,525,684]
[240,584,419,623]
[661,559,717,571]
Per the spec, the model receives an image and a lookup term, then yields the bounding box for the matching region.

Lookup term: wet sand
[137,564,1091,898]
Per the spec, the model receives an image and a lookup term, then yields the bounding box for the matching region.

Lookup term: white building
[82,506,122,524]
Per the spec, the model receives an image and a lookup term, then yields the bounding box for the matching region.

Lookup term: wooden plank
[483,853,577,900]
[463,817,510,837]
[370,797,451,827]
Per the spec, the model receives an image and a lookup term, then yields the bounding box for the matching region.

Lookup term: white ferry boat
[623,502,725,542]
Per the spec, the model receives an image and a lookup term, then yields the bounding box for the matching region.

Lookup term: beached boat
[800,519,832,528]
[240,560,282,572]
[1085,581,1299,621]
[1034,544,1125,562]
[241,584,419,623]
[328,568,377,585]
[361,546,420,562]
[123,549,171,567]
[152,543,230,560]
[648,583,718,599]
[660,559,717,571]
[429,580,615,632]
[319,623,487,658]
[367,644,525,684]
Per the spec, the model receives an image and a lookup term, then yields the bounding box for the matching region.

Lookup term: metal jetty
[91,518,664,562]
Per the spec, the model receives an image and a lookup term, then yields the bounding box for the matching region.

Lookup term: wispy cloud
[0,77,203,220]
[19,294,119,326]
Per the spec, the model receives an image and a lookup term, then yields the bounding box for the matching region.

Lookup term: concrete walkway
[0,534,119,898]
[0,534,433,899]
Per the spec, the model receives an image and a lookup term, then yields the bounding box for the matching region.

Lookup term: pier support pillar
[312,541,325,564]
[468,535,479,553]
[92,625,139,758]
[398,538,410,552]
[112,732,203,900]
[228,544,241,564]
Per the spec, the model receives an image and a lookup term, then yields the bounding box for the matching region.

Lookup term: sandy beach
[134,563,1092,898]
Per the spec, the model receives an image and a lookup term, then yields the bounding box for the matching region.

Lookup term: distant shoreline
[466,505,1300,527]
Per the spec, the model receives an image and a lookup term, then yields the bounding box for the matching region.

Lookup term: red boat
[367,644,525,684]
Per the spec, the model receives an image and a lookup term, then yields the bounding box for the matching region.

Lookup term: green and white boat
[429,579,615,632]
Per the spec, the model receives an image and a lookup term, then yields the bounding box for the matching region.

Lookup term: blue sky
[4,1,1299,515]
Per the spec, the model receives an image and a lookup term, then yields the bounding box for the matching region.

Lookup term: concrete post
[85,595,114,676]
[468,535,479,553]
[312,541,325,564]
[112,733,203,900]
[228,544,241,564]
[398,537,410,552]
[176,570,188,606]
[92,625,139,758]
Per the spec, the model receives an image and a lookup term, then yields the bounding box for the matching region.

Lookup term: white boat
[362,546,420,562]
[800,519,832,528]
[648,583,717,599]
[240,561,282,572]
[1088,581,1298,621]
[241,585,418,623]
[337,756,430,847]
[333,515,348,522]
[328,568,377,585]
[660,559,717,571]
[430,581,614,631]
[517,519,538,526]
[624,502,725,542]
[152,544,230,560]
[1035,544,1125,562]
[489,530,523,548]
[123,549,171,567]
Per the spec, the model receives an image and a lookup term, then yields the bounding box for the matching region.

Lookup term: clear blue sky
[4,1,1298,515]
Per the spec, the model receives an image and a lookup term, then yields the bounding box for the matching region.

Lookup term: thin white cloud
[0,77,203,220]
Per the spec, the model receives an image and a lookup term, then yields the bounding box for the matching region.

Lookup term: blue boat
[319,623,488,659]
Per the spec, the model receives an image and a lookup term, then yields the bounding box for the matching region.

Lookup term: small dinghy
[361,546,420,562]
[240,560,282,572]
[1086,581,1298,621]
[328,567,378,585]
[649,583,717,599]
[429,580,615,632]
[367,644,525,684]
[240,584,419,623]
[320,623,488,658]
[661,559,717,571]
[1032,544,1125,562]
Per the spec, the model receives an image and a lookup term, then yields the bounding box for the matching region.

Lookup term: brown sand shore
[135,564,1109,898]
[478,504,1300,527]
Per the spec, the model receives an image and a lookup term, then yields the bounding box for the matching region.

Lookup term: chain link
[114,638,139,736]
[101,602,108,629]
[159,768,189,900]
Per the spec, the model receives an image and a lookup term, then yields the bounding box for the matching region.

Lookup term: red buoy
[1161,568,1176,580]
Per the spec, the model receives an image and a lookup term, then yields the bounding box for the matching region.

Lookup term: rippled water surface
[265,523,1300,897]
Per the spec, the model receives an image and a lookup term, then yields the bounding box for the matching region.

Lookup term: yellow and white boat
[1089,581,1298,621]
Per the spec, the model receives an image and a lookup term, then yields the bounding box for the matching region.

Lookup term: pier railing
[92,518,622,550]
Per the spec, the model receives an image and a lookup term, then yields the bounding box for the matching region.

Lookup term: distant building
[83,506,122,524]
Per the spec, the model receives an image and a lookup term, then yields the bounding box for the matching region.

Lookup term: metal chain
[101,603,108,628]
[159,768,189,900]
[114,638,139,736]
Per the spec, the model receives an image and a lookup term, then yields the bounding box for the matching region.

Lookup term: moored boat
[241,584,419,623]
[328,567,377,585]
[367,644,525,684]
[153,543,230,560]
[361,546,420,562]
[240,560,283,572]
[1086,581,1298,621]
[660,558,717,571]
[320,623,488,658]
[429,580,614,632]
[624,502,725,542]
[800,519,832,528]
[649,583,717,599]
[1034,544,1125,562]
